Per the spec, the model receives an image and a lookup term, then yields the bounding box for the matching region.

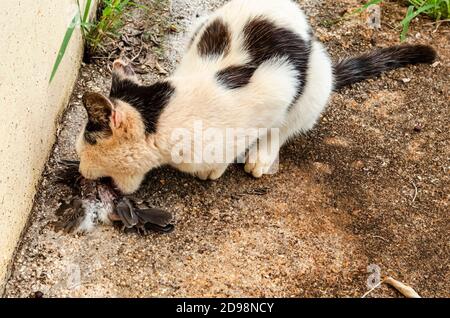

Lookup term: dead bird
[53,159,174,234]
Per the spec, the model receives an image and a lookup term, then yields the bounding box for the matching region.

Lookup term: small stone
[33,291,44,298]
[402,78,411,83]
[413,125,422,133]
[169,24,179,33]
[351,160,364,170]
[431,61,440,68]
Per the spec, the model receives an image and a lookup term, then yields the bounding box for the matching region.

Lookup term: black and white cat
[76,0,436,193]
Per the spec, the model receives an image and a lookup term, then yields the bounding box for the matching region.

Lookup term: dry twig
[361,276,421,298]
[383,276,421,298]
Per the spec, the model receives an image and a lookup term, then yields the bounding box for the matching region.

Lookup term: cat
[76,0,436,194]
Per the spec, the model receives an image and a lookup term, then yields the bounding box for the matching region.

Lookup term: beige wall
[0,0,91,292]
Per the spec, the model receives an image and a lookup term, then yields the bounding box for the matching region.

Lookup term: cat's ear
[112,59,140,84]
[82,92,114,118]
[82,92,124,130]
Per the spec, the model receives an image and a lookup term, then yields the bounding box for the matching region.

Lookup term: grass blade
[400,3,437,41]
[49,13,80,83]
[353,0,384,14]
[82,0,93,24]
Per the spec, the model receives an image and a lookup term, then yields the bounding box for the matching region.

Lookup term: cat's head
[76,60,162,194]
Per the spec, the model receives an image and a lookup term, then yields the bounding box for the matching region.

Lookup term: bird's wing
[116,198,139,228]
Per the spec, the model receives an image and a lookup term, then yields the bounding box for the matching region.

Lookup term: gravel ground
[4,0,449,297]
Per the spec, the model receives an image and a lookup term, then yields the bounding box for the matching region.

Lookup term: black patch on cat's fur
[197,18,231,57]
[84,120,111,145]
[215,17,311,101]
[241,17,311,102]
[333,45,437,90]
[216,65,257,89]
[110,77,175,134]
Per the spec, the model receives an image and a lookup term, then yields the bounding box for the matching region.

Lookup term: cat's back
[175,0,311,74]
[160,0,316,131]
[217,0,310,39]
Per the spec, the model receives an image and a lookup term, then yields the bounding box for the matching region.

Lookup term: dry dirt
[4,0,449,297]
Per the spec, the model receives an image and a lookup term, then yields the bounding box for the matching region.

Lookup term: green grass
[83,0,141,56]
[50,0,138,83]
[49,13,80,83]
[358,0,449,41]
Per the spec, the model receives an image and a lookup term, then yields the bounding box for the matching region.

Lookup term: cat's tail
[332,45,437,91]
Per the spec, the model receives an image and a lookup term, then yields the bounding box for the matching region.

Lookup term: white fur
[155,0,333,179]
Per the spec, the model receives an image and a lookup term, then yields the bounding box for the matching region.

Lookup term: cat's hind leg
[244,130,281,178]
[244,41,333,178]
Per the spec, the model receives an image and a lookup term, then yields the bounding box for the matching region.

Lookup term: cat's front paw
[244,151,279,178]
[195,165,228,181]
